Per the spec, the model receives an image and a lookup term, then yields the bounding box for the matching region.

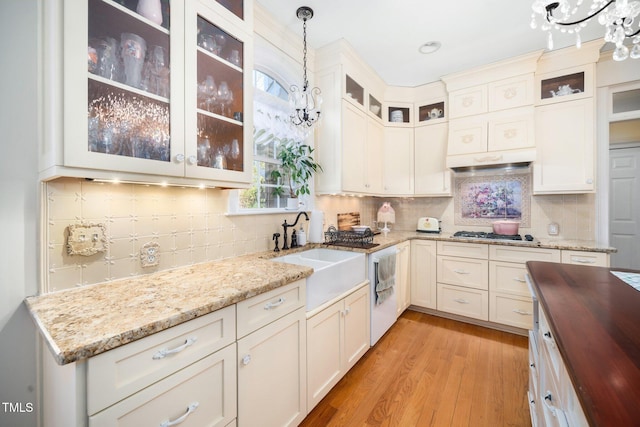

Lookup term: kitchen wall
[0,1,39,426]
[44,176,596,292]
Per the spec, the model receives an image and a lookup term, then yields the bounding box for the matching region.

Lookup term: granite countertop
[25,253,313,365]
[25,231,615,366]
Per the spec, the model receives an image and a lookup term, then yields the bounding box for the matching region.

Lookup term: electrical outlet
[140,242,160,267]
[548,222,559,236]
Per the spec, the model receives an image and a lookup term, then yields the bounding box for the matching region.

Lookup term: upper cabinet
[315,40,387,195]
[442,51,542,169]
[533,40,603,194]
[413,82,451,197]
[43,0,253,187]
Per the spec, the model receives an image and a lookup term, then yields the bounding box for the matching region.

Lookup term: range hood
[446,148,536,171]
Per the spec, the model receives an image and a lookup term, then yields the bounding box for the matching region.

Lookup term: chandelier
[530,0,640,61]
[289,6,322,130]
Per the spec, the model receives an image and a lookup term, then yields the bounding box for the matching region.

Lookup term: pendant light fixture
[289,6,322,131]
[530,0,640,61]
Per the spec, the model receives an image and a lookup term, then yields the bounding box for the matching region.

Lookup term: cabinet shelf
[88,73,170,104]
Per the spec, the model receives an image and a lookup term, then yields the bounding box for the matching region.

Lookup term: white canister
[308,210,324,243]
[390,110,404,122]
[298,226,306,246]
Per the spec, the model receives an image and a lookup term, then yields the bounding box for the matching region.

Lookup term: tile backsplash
[44,178,596,292]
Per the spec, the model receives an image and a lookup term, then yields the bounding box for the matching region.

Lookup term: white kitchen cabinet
[436,241,489,321]
[396,241,411,316]
[414,123,451,196]
[447,107,535,158]
[561,250,609,267]
[410,240,437,309]
[237,308,306,427]
[45,0,253,187]
[489,246,560,330]
[437,283,489,321]
[87,306,236,415]
[383,127,414,195]
[532,305,588,427]
[85,307,237,427]
[236,280,307,427]
[449,85,488,119]
[533,98,595,194]
[340,102,384,194]
[89,344,237,427]
[315,41,387,196]
[306,283,370,410]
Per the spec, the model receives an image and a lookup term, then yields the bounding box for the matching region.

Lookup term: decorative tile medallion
[454,170,530,227]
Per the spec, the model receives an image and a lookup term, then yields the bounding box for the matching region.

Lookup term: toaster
[416,217,441,233]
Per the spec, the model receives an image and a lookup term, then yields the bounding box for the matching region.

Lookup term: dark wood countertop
[526,261,640,427]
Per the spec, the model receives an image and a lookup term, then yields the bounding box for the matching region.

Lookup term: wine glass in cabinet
[185,3,253,183]
[50,0,252,187]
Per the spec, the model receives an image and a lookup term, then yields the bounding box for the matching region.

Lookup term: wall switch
[66,223,107,256]
[547,222,559,236]
[140,242,160,268]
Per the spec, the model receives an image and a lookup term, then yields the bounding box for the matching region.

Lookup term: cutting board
[337,212,360,231]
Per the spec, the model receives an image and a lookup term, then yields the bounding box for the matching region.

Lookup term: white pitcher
[137,0,163,26]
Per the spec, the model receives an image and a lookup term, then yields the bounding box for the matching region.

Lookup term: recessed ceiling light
[419,41,441,54]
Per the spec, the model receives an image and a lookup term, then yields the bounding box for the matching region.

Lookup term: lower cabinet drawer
[489,293,533,329]
[436,283,488,320]
[89,344,237,427]
[489,261,530,296]
[561,250,609,267]
[437,256,489,290]
[87,306,236,415]
[236,279,305,339]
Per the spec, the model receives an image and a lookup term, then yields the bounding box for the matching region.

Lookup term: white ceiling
[255,0,608,87]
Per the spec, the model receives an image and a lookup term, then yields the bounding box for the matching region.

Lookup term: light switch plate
[66,223,107,256]
[548,222,559,236]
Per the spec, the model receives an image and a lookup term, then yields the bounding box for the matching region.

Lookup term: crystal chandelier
[289,6,322,130]
[530,0,640,61]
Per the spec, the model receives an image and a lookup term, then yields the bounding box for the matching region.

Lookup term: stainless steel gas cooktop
[452,231,536,242]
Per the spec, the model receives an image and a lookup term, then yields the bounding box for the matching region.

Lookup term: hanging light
[289,6,322,130]
[530,0,640,61]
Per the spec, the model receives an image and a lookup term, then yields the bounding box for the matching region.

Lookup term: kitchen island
[526,261,640,427]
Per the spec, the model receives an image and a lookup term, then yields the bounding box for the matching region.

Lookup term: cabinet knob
[175,153,185,163]
[241,354,251,366]
[586,178,593,184]
[187,155,197,165]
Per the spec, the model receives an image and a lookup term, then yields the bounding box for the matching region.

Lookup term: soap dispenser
[298,225,306,246]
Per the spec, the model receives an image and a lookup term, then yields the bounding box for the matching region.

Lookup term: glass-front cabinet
[54,0,252,187]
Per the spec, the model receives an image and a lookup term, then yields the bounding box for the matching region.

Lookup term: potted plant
[271,141,323,209]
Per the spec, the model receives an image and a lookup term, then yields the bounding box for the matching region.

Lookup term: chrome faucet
[281,211,309,250]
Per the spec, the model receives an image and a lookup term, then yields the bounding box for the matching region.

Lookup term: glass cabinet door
[88,0,171,160]
[185,1,252,183]
[64,0,184,177]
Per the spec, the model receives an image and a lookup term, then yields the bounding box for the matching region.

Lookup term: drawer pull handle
[153,337,197,360]
[264,297,286,310]
[512,309,532,316]
[453,269,470,275]
[160,402,199,427]
[453,298,470,304]
[573,258,595,264]
[513,277,526,283]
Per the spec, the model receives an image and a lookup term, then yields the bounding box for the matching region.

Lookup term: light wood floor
[299,310,531,427]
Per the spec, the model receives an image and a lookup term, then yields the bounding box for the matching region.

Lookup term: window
[236,70,300,211]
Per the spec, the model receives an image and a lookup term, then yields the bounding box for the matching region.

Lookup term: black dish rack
[323,226,379,249]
